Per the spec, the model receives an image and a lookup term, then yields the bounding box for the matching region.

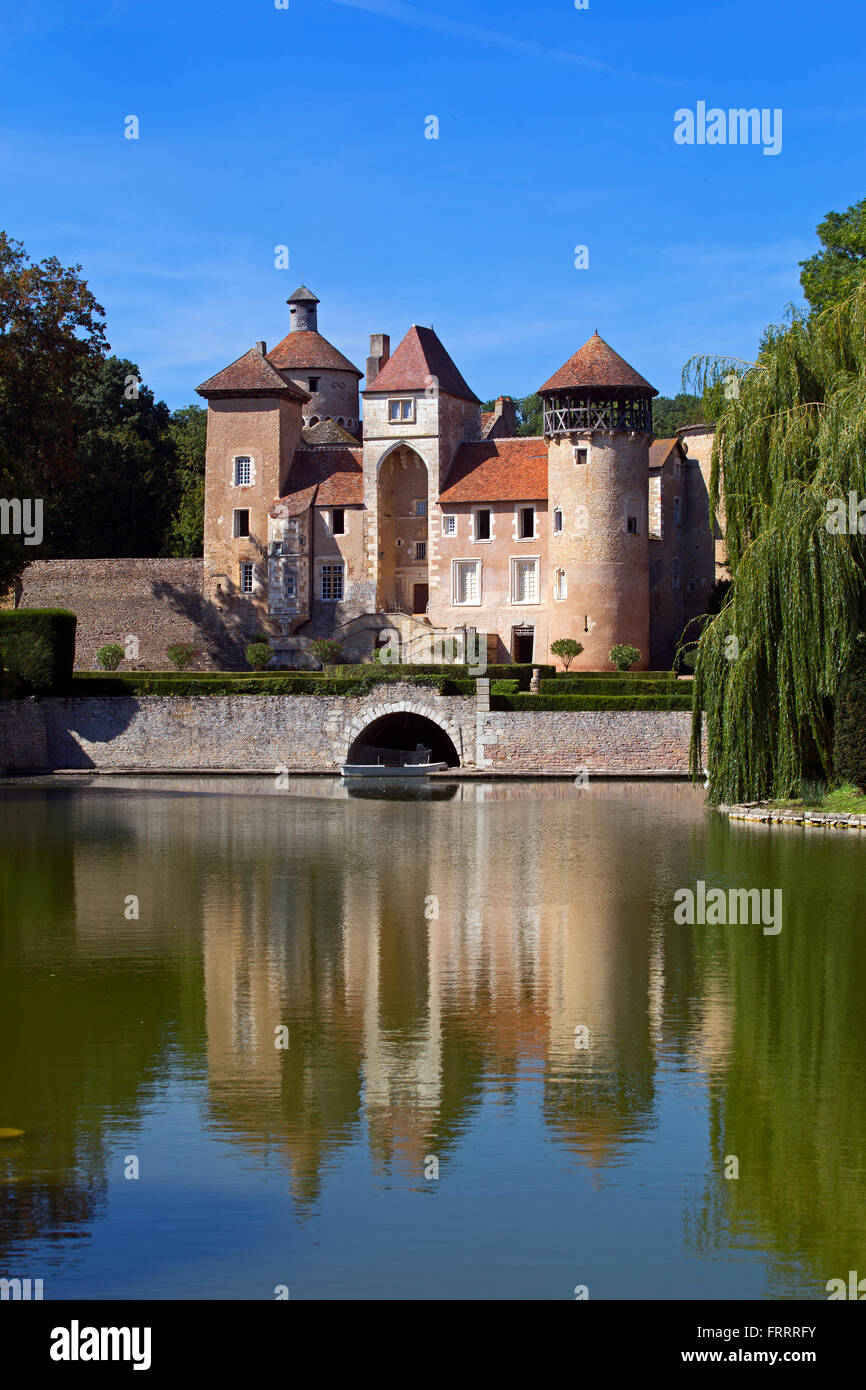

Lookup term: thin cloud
[327,0,683,87]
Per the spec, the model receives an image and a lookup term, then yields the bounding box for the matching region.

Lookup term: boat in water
[340,741,449,779]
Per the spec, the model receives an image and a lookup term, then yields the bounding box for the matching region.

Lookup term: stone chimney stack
[255,341,267,355]
[496,396,518,435]
[366,333,390,387]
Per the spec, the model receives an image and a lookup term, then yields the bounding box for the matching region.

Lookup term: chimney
[496,396,518,435]
[255,341,267,355]
[366,333,390,387]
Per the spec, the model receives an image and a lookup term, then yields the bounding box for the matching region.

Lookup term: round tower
[539,332,657,670]
[268,286,363,433]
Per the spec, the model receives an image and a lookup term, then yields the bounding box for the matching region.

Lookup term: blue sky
[2,0,865,410]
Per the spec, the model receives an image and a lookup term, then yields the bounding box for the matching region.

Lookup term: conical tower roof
[539,332,657,395]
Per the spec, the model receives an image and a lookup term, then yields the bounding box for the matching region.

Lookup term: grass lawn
[769,783,866,814]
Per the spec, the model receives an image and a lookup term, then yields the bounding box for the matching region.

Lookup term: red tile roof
[439,438,547,504]
[197,349,309,400]
[273,447,365,515]
[365,325,480,403]
[539,332,657,395]
[268,330,363,377]
[649,438,681,469]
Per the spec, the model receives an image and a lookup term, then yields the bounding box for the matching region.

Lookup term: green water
[0,777,864,1300]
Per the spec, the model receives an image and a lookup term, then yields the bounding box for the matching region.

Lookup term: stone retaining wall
[0,685,700,775]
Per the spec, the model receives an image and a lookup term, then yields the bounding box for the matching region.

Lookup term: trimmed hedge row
[538,678,682,697]
[555,669,676,681]
[67,672,460,697]
[0,609,77,692]
[490,693,694,712]
[329,662,556,689]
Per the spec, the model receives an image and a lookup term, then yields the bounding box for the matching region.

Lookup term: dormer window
[389,399,415,423]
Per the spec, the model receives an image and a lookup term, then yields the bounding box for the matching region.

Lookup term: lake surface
[1,776,864,1300]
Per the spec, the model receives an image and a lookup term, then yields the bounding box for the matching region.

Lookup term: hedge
[833,639,866,791]
[67,672,461,697]
[328,662,555,689]
[551,669,676,681]
[0,609,77,692]
[490,692,694,712]
[538,678,682,697]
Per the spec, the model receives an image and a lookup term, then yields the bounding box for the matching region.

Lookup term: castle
[197,285,721,669]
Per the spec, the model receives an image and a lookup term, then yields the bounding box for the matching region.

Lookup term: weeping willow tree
[684,283,866,804]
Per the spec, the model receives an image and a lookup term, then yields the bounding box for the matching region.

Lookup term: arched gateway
[342,697,462,768]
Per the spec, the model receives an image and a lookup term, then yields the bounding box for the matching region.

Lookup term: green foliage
[0,671,24,700]
[539,677,680,696]
[609,644,643,671]
[245,643,272,672]
[166,642,198,672]
[491,692,692,711]
[0,633,54,692]
[0,609,76,689]
[832,638,866,791]
[69,672,457,697]
[799,198,866,315]
[162,405,207,557]
[550,637,584,669]
[310,638,344,668]
[652,393,704,437]
[517,393,543,436]
[96,643,124,671]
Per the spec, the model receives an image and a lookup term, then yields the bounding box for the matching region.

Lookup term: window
[308,377,319,392]
[687,580,696,592]
[331,507,345,535]
[413,498,427,517]
[574,447,588,466]
[389,399,415,423]
[233,509,250,538]
[553,507,563,533]
[284,568,297,601]
[234,456,251,486]
[511,557,539,603]
[474,508,491,541]
[554,568,567,601]
[442,514,457,537]
[519,506,535,539]
[453,559,481,605]
[240,561,254,594]
[415,541,426,561]
[321,564,344,601]
[627,515,638,534]
[674,497,682,525]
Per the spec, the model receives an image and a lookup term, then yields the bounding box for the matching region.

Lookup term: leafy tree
[163,405,207,557]
[684,281,866,803]
[517,392,543,436]
[245,641,272,671]
[652,393,703,437]
[800,198,866,314]
[0,232,107,593]
[310,638,343,669]
[550,637,584,670]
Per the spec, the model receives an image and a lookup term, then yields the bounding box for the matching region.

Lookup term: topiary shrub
[166,643,198,672]
[96,643,124,671]
[833,638,866,791]
[0,633,55,693]
[245,642,272,671]
[550,637,584,670]
[0,609,76,690]
[609,644,643,672]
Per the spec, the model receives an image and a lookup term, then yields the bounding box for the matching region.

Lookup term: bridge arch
[342,698,462,767]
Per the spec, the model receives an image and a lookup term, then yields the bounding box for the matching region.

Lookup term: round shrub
[245,642,272,672]
[96,643,124,671]
[166,643,198,672]
[609,643,643,672]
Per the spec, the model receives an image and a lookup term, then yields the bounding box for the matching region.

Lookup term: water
[1,777,864,1300]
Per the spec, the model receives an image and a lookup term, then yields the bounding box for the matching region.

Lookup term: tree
[550,637,583,670]
[163,405,207,557]
[652,393,703,437]
[517,393,543,436]
[310,638,343,669]
[684,281,866,804]
[0,232,107,593]
[800,198,866,314]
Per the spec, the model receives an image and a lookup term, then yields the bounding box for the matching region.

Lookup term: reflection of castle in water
[191,781,731,1199]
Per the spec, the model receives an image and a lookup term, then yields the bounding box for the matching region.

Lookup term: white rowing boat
[340,761,448,778]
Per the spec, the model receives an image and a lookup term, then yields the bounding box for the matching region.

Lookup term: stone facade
[0,684,701,775]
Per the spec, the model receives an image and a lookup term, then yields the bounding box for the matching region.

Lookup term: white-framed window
[234,456,251,486]
[517,505,535,540]
[320,563,344,601]
[240,561,255,594]
[574,445,589,466]
[331,507,346,535]
[284,567,297,601]
[554,567,567,601]
[473,507,491,541]
[511,556,539,604]
[442,514,457,537]
[553,507,563,533]
[389,398,415,423]
[453,558,481,606]
[415,541,426,561]
[233,508,250,538]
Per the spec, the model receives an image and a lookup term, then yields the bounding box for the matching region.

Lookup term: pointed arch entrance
[377,445,429,614]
